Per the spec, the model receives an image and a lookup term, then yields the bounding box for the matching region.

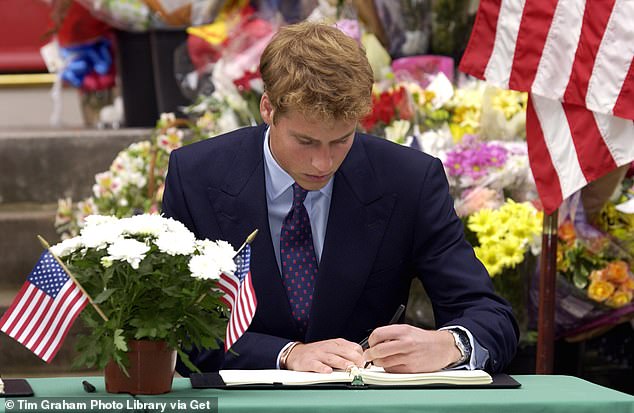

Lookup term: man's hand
[285,338,364,373]
[363,325,462,373]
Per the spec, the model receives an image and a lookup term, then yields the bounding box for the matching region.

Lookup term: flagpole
[234,229,259,258]
[37,235,109,322]
[536,210,558,374]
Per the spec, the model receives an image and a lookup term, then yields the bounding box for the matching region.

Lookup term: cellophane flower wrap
[50,214,236,373]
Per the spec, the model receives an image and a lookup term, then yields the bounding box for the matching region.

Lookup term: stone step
[0,128,151,204]
[0,203,59,289]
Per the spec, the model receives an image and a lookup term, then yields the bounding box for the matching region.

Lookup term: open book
[219,366,493,387]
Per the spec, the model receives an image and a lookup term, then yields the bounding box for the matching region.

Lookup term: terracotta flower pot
[105,340,177,395]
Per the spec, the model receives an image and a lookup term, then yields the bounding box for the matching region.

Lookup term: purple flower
[444,137,508,180]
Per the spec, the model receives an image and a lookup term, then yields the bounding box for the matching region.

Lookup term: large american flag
[218,244,257,350]
[459,0,634,214]
[0,251,88,362]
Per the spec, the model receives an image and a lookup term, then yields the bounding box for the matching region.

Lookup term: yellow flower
[474,245,503,277]
[605,290,633,308]
[492,90,526,119]
[587,279,615,302]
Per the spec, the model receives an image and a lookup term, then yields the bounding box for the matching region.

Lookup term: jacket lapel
[207,125,296,335]
[306,136,396,341]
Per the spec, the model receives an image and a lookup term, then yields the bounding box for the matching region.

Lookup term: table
[2,375,633,413]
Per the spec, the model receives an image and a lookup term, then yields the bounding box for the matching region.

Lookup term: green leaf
[113,329,128,352]
[93,288,117,304]
[573,272,588,289]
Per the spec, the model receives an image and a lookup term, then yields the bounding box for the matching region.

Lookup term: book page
[219,369,351,386]
[360,366,493,385]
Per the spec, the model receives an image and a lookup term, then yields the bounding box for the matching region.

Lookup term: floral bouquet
[443,135,535,211]
[465,200,543,338]
[530,213,634,339]
[50,214,236,373]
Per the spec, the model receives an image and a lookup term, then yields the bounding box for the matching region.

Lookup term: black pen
[358,304,406,350]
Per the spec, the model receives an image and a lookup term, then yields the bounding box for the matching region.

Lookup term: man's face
[260,94,357,191]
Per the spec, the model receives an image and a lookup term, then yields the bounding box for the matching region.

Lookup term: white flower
[84,215,118,228]
[50,236,84,258]
[120,214,167,237]
[80,218,124,250]
[155,231,196,256]
[106,238,150,269]
[188,254,221,280]
[164,217,193,235]
[197,240,237,274]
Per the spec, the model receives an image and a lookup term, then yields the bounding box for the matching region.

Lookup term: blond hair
[259,21,373,123]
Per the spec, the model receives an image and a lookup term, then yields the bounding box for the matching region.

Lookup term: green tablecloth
[2,375,633,413]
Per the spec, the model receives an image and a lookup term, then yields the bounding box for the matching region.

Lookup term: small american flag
[0,251,88,362]
[218,244,257,350]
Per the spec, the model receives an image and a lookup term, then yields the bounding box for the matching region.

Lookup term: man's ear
[260,93,274,125]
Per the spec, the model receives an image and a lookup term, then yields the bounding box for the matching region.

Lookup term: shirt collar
[263,127,334,200]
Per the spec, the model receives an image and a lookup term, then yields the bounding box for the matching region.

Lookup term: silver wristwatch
[447,328,472,368]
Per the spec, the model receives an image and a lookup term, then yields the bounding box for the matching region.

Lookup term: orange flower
[620,277,634,292]
[587,279,615,302]
[558,221,576,245]
[605,261,630,284]
[605,290,633,308]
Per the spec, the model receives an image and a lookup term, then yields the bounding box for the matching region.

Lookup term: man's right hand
[285,338,364,373]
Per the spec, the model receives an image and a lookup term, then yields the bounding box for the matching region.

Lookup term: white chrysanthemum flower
[83,215,119,228]
[50,236,84,258]
[106,238,150,269]
[155,231,196,256]
[198,240,237,274]
[164,217,193,235]
[120,214,167,237]
[188,254,222,280]
[80,220,124,250]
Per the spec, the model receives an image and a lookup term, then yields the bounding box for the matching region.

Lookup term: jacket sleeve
[412,158,519,373]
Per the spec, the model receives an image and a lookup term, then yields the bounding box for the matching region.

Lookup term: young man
[162,22,518,374]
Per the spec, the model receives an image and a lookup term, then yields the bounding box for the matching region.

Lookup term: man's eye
[298,139,313,145]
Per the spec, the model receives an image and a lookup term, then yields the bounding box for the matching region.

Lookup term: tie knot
[292,182,308,204]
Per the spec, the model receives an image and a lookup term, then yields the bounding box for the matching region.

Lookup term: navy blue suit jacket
[162,124,518,374]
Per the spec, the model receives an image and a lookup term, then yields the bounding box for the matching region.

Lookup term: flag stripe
[586,0,634,116]
[563,0,616,105]
[222,245,257,350]
[32,282,82,355]
[612,59,634,120]
[0,284,37,335]
[41,295,88,362]
[563,103,618,182]
[6,288,46,339]
[458,0,502,79]
[532,95,588,198]
[35,289,85,360]
[592,113,634,166]
[509,0,557,91]
[17,293,52,344]
[532,0,585,101]
[526,95,564,213]
[484,0,527,89]
[27,281,76,350]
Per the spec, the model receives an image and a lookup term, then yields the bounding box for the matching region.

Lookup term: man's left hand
[363,325,462,373]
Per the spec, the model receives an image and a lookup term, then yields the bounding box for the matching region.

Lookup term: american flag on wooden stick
[459,0,634,213]
[218,243,257,350]
[0,251,88,362]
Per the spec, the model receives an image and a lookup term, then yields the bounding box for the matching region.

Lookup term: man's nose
[312,146,334,173]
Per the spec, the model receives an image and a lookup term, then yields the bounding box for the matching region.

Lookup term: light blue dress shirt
[263,128,333,270]
[262,128,488,370]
